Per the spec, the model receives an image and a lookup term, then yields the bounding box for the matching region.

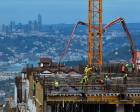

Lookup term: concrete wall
[35,81,44,112]
[28,72,34,98]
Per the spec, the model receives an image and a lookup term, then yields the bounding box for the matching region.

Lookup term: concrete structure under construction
[12,58,140,112]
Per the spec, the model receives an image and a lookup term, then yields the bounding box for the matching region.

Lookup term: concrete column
[116,104,124,112]
[46,105,52,112]
[14,84,17,106]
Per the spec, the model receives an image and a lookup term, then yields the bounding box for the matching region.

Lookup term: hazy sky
[0,0,139,24]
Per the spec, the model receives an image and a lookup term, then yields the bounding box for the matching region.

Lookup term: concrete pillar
[14,84,17,106]
[116,104,124,112]
[46,105,52,112]
[36,82,44,112]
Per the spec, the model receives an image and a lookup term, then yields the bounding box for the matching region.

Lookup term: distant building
[2,24,6,33]
[10,21,16,33]
[33,20,38,31]
[28,20,32,32]
[37,14,42,31]
[16,23,23,32]
[1,14,43,34]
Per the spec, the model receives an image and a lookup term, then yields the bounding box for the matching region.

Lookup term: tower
[38,14,42,31]
[88,0,103,66]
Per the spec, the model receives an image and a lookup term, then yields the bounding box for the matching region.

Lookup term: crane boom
[59,21,88,63]
[59,18,136,66]
[104,17,136,65]
[59,21,98,63]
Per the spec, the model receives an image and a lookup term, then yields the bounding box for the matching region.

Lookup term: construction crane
[59,17,137,71]
[104,17,137,66]
[59,0,103,75]
[88,0,103,67]
[59,0,138,73]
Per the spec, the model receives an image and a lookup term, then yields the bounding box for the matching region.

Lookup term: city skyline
[1,14,43,33]
[0,0,139,24]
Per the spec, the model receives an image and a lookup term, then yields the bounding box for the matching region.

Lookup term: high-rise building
[10,21,16,33]
[28,20,32,32]
[16,23,23,32]
[2,24,6,33]
[37,14,42,31]
[33,20,38,31]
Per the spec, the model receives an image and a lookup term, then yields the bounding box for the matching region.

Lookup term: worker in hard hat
[126,63,133,73]
[32,81,36,96]
[121,64,125,73]
[123,73,128,84]
[125,63,129,73]
[84,65,93,76]
[80,75,88,84]
[104,75,108,84]
[84,65,88,73]
[84,65,89,75]
[132,63,135,72]
[105,75,108,80]
[98,79,104,85]
[92,76,97,83]
[54,80,59,88]
[125,63,129,67]
[53,80,59,91]
[80,75,88,93]
[104,74,108,82]
[104,74,111,91]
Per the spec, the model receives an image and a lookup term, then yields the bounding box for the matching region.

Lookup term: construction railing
[44,84,140,96]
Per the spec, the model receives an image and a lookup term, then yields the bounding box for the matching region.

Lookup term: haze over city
[0,0,139,24]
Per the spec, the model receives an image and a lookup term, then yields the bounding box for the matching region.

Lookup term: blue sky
[0,0,139,24]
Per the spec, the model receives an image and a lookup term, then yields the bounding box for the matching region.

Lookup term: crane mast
[88,0,103,67]
[88,0,93,67]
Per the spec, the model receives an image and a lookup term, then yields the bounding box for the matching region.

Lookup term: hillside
[0,23,140,71]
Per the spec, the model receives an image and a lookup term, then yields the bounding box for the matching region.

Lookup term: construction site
[5,0,140,112]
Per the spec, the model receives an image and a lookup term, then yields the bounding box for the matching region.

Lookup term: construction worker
[54,80,59,87]
[132,63,135,72]
[98,79,104,85]
[104,74,109,82]
[84,65,93,76]
[125,63,129,73]
[32,82,36,96]
[92,76,97,83]
[84,65,88,74]
[129,64,133,73]
[80,65,92,93]
[104,75,108,85]
[123,73,128,84]
[121,64,125,73]
[105,75,108,80]
[54,80,59,90]
[105,74,111,91]
[125,63,133,73]
[80,75,88,84]
[125,63,129,67]
[80,75,88,94]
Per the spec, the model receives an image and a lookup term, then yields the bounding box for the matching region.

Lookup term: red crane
[104,17,136,65]
[59,17,137,66]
